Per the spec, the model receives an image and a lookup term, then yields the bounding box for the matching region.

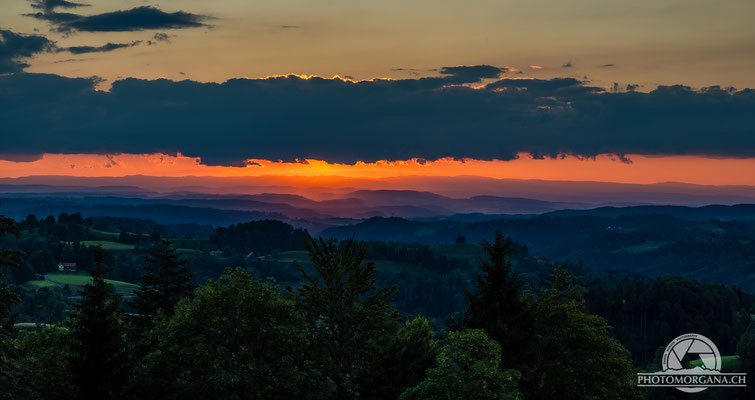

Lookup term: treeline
[322,215,755,293]
[15,212,212,244]
[586,276,754,366]
[210,219,309,255]
[352,240,526,274]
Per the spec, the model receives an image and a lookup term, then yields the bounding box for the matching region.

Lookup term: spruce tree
[292,235,403,398]
[461,231,535,371]
[130,239,195,332]
[67,247,127,400]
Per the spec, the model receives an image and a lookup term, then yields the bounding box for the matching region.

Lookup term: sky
[1,0,754,188]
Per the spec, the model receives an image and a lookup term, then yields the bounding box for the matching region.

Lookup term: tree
[460,231,535,371]
[0,215,23,330]
[399,329,522,400]
[739,321,755,370]
[361,316,439,400]
[737,321,755,396]
[292,235,403,398]
[130,239,195,333]
[16,327,73,400]
[134,268,333,400]
[0,214,32,400]
[527,267,642,400]
[67,247,128,400]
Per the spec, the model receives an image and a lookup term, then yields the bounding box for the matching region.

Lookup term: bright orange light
[1,153,755,186]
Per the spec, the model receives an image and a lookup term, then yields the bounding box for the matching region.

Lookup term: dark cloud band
[29,0,89,12]
[0,68,753,166]
[0,29,54,73]
[60,41,142,54]
[27,5,209,32]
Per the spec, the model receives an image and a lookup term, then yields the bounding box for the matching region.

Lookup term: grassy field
[46,272,139,295]
[624,241,671,254]
[23,280,58,289]
[87,229,121,240]
[13,322,59,331]
[689,355,741,372]
[80,241,136,251]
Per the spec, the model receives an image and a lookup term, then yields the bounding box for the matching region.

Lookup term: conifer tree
[67,247,127,400]
[130,239,195,332]
[292,235,403,398]
[461,231,535,371]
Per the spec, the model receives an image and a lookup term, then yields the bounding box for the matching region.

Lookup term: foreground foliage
[400,329,522,400]
[7,216,751,399]
[134,268,333,400]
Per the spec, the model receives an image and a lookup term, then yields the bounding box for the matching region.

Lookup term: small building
[58,262,77,272]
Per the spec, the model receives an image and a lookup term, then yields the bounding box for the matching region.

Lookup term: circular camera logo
[637,333,747,392]
[662,334,721,393]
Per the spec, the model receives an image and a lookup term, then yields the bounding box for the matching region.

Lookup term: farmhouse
[57,262,77,272]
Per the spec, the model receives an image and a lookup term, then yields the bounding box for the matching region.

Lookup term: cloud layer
[0,67,753,166]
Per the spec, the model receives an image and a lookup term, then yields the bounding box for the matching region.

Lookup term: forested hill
[543,203,755,220]
[321,213,755,292]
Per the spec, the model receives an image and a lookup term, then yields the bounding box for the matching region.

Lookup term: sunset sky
[1,0,755,188]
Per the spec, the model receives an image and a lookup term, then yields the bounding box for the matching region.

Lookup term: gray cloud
[27,5,209,33]
[0,29,54,73]
[0,69,753,166]
[60,40,142,54]
[148,32,172,45]
[28,0,89,12]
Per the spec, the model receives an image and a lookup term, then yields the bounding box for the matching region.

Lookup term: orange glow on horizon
[1,153,755,186]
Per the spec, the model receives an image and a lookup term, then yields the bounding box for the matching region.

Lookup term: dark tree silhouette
[0,215,23,331]
[67,247,128,400]
[130,239,195,332]
[292,235,403,398]
[461,231,535,371]
[0,214,33,400]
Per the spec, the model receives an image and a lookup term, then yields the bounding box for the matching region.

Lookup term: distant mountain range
[1,176,755,232]
[3,175,755,206]
[0,188,582,225]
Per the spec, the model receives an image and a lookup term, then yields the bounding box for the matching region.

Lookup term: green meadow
[45,272,139,296]
[689,355,742,372]
[23,280,58,289]
[80,241,136,251]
